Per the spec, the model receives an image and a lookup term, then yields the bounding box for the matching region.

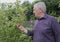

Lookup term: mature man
[17,2,60,42]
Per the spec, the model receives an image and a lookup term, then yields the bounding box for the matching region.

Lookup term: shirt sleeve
[27,30,34,36]
[51,17,60,42]
[26,20,37,36]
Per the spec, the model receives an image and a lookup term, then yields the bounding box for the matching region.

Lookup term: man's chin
[35,17,39,19]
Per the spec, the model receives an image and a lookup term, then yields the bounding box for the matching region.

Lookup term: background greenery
[0,0,60,42]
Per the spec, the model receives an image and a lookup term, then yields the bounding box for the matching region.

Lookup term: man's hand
[17,23,27,33]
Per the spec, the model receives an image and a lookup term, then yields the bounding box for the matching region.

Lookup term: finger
[17,23,21,27]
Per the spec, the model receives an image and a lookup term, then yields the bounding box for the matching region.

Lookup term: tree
[22,1,33,21]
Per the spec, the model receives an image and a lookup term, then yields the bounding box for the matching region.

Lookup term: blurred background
[0,0,60,42]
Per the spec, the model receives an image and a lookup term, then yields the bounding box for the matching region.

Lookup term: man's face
[33,7,43,18]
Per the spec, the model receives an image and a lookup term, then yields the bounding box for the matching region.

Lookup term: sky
[0,0,35,3]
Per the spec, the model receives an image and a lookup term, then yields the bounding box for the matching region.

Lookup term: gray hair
[34,2,46,13]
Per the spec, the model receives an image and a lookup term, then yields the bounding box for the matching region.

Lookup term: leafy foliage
[0,1,32,42]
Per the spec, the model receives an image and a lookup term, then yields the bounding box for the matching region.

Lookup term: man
[17,2,60,42]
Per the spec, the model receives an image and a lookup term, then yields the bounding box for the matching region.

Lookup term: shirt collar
[43,14,48,19]
[37,14,48,20]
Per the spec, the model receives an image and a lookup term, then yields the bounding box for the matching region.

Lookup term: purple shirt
[27,14,60,42]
